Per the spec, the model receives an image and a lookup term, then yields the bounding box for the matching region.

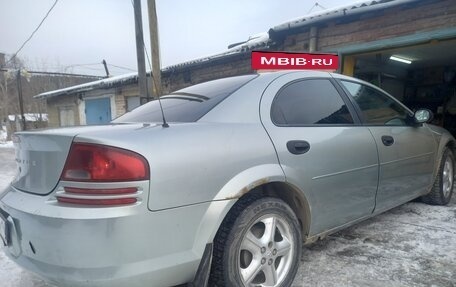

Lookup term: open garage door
[342,39,456,135]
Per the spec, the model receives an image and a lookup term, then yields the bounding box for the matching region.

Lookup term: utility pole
[16,69,26,131]
[0,53,5,67]
[133,0,148,101]
[147,0,162,98]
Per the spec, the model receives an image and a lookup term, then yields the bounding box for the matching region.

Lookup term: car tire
[421,148,454,205]
[209,196,302,287]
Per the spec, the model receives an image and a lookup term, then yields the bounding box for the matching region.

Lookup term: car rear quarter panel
[145,123,282,210]
[75,120,283,211]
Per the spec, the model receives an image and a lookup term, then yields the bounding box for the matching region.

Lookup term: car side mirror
[414,109,433,124]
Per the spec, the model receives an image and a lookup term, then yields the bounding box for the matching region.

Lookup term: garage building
[37,0,456,134]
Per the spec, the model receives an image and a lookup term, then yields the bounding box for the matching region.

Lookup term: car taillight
[56,187,140,206]
[64,187,138,195]
[57,143,148,206]
[61,143,149,182]
[57,197,137,206]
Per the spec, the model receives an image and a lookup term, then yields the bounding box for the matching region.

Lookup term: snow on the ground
[0,141,14,148]
[293,197,456,286]
[0,148,16,192]
[0,126,7,141]
[0,126,13,148]
[0,149,54,287]
[0,251,54,287]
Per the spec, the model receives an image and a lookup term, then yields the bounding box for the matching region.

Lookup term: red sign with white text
[251,51,338,70]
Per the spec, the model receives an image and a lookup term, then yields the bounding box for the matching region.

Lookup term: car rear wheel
[422,148,454,205]
[209,196,302,287]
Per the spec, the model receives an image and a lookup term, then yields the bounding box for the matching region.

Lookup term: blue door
[85,97,111,125]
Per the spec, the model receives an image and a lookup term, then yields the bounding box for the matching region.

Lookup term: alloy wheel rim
[443,157,453,197]
[238,214,294,287]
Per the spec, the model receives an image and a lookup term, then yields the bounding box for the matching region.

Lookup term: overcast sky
[0,0,349,76]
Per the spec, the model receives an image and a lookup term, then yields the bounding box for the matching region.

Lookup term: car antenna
[136,20,168,128]
[156,91,169,128]
[145,60,168,128]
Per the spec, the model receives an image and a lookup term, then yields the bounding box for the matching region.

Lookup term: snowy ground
[0,126,6,141]
[0,126,14,148]
[0,147,455,287]
[0,141,14,149]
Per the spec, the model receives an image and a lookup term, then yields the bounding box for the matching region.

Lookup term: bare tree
[0,54,98,134]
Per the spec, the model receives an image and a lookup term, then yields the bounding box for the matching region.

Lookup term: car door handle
[381,135,394,146]
[287,140,311,155]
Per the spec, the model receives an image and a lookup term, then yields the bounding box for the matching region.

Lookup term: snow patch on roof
[272,0,419,32]
[163,32,271,71]
[35,72,141,99]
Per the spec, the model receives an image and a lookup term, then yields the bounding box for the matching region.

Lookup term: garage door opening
[342,39,456,135]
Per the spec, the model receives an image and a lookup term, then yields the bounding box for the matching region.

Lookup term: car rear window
[113,74,257,123]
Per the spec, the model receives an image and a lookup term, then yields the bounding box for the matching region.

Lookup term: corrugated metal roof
[165,0,419,71]
[35,72,142,99]
[162,32,271,71]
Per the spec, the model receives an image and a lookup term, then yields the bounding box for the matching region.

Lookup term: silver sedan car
[0,71,454,287]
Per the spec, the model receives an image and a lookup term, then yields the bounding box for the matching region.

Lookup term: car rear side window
[113,74,257,123]
[271,79,354,125]
[340,80,411,126]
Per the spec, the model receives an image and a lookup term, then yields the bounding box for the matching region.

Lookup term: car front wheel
[210,196,302,287]
[422,147,454,205]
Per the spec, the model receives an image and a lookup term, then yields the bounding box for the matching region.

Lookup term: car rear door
[260,72,379,236]
[337,79,437,212]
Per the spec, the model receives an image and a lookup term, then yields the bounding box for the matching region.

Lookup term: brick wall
[114,82,152,116]
[47,95,79,127]
[46,83,144,126]
[162,53,254,94]
[283,0,456,52]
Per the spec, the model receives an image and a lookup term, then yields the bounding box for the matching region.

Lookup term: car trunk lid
[11,132,75,195]
[11,124,150,195]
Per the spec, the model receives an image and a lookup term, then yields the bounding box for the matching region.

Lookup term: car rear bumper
[7,252,197,287]
[0,185,229,287]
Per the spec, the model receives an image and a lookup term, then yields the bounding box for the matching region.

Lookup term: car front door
[260,72,379,236]
[338,79,437,212]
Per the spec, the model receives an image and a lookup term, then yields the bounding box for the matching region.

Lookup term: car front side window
[340,80,411,126]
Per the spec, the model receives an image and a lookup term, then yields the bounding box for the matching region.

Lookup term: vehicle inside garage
[345,39,456,135]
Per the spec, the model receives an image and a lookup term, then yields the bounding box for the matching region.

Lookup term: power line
[308,2,327,14]
[64,63,102,68]
[69,66,105,71]
[0,68,101,79]
[27,70,101,78]
[7,0,59,65]
[61,62,135,72]
[107,63,136,72]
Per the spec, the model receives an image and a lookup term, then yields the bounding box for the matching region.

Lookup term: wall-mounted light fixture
[389,55,412,64]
